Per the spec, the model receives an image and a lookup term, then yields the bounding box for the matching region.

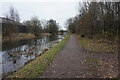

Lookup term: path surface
[41,35,118,78]
[41,35,87,78]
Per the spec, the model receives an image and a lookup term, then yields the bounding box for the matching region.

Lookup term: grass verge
[7,35,70,78]
[75,34,118,54]
[2,33,35,43]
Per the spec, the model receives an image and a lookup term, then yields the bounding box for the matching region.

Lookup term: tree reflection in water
[1,35,64,77]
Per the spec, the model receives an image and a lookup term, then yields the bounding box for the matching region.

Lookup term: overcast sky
[0,1,81,30]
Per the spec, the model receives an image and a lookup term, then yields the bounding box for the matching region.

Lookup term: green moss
[7,35,70,78]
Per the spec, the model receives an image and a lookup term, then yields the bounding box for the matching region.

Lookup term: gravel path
[40,35,118,78]
[41,35,87,78]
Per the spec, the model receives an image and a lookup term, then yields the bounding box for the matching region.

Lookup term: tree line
[23,17,59,36]
[67,2,119,41]
[3,6,59,37]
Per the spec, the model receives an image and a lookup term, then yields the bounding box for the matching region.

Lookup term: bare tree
[31,16,42,36]
[6,6,20,22]
[45,19,59,34]
[67,1,119,41]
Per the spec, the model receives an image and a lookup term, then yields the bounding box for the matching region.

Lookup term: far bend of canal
[1,35,65,77]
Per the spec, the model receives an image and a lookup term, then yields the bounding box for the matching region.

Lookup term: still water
[1,35,64,77]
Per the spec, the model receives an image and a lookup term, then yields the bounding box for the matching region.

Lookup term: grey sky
[1,1,80,30]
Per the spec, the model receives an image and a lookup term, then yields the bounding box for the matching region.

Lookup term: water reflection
[1,35,64,77]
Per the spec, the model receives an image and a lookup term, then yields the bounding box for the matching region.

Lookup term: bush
[81,34,85,38]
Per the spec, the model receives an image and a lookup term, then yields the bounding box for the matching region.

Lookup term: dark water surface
[1,35,64,77]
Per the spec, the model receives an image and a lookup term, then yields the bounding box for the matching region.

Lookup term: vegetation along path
[41,35,118,78]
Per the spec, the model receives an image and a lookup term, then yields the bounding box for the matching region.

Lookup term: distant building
[0,17,28,36]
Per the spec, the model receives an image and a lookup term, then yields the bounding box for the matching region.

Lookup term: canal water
[1,35,64,77]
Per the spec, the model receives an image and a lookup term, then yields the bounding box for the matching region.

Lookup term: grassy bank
[75,34,118,54]
[2,33,35,43]
[40,33,51,36]
[2,33,51,43]
[7,35,70,78]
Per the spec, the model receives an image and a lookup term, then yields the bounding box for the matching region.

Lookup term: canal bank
[2,33,52,43]
[5,35,70,78]
[1,34,64,78]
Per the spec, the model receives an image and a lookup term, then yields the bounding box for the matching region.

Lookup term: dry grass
[75,34,118,78]
[2,33,35,42]
[40,33,51,36]
[75,34,118,54]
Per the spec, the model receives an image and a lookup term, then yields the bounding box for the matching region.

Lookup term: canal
[1,35,64,77]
